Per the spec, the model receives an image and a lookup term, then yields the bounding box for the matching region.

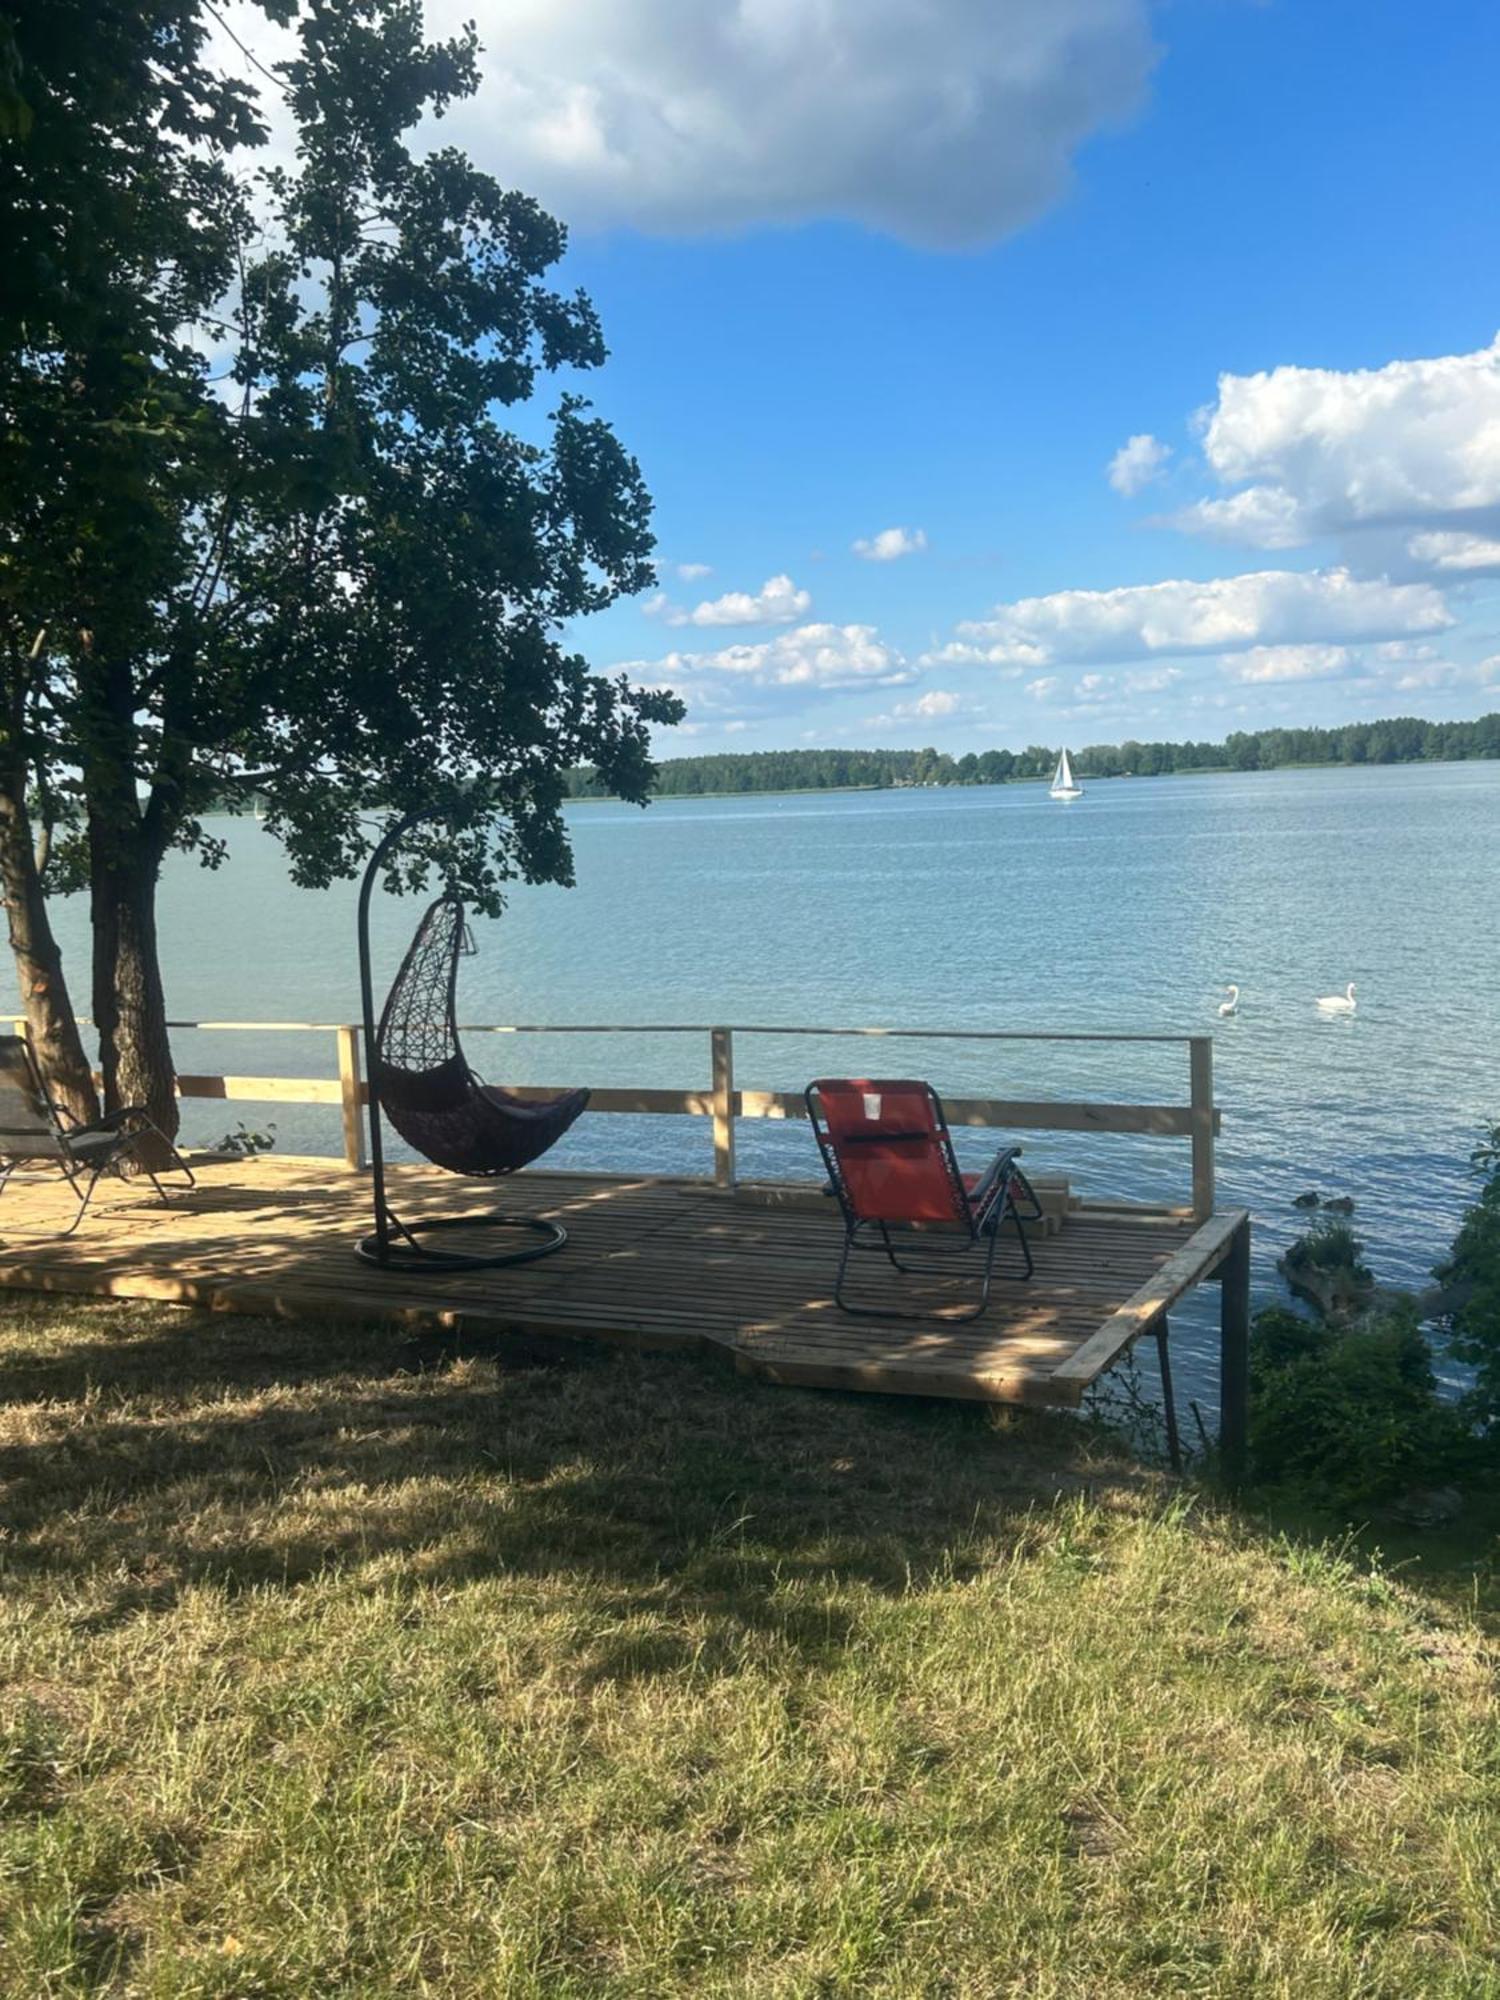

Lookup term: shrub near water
[1249,1128,1500,1510]
[1248,1303,1473,1510]
[1439,1122,1500,1427]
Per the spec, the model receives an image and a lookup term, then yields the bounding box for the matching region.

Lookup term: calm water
[10,762,1500,1406]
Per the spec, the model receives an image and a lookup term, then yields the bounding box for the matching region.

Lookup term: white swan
[1315,982,1357,1014]
[1218,984,1239,1017]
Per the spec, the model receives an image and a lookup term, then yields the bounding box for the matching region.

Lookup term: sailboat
[1049,747,1084,801]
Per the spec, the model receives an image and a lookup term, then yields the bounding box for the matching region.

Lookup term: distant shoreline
[204,756,1493,818]
[563,711,1497,807]
[564,755,1489,808]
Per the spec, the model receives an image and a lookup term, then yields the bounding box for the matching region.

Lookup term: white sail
[1050,747,1083,800]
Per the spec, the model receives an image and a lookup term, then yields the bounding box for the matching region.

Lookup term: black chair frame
[0,1038,195,1239]
[354,807,583,1274]
[807,1080,1044,1324]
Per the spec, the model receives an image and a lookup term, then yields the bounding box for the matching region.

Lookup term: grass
[1,1298,1497,1997]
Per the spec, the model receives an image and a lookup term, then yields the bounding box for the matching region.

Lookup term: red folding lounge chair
[806,1078,1043,1321]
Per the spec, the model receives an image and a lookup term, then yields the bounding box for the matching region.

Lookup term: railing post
[336,1025,366,1170]
[711,1026,736,1190]
[1189,1036,1215,1223]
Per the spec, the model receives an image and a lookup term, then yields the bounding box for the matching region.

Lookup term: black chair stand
[354,809,588,1273]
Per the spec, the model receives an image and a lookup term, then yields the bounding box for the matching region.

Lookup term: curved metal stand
[355,1210,566,1272]
[355,803,567,1276]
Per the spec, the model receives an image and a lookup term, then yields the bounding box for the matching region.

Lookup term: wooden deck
[0,1155,1250,1416]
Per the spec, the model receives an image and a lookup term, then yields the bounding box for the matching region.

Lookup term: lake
[9,760,1500,1409]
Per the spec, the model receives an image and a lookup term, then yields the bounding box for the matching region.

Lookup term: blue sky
[231,0,1500,752]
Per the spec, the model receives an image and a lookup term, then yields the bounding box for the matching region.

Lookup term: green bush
[1437,1123,1500,1429]
[1283,1217,1371,1279]
[1248,1303,1472,1510]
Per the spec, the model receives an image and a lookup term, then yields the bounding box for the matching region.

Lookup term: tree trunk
[91,833,179,1161]
[0,780,100,1125]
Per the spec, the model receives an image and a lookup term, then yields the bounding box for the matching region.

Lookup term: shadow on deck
[0,1157,1250,1430]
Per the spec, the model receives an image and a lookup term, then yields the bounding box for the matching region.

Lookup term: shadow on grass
[0,1295,1157,1648]
[6,1294,1490,1654]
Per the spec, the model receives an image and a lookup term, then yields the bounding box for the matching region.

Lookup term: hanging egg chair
[355,808,588,1271]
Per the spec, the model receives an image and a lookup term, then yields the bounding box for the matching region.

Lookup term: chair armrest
[68,1105,150,1139]
[968,1143,1023,1213]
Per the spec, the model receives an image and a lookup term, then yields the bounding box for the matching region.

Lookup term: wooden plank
[0,1154,1235,1415]
[168,1077,1215,1136]
[718,1025,1197,1045]
[462,1024,1198,1046]
[1047,1207,1249,1397]
[174,1074,346,1104]
[734,1091,1220,1137]
[71,1058,1226,1219]
[738,1345,1083,1405]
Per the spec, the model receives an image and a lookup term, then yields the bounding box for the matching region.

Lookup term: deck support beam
[1155,1316,1182,1474]
[1218,1213,1251,1485]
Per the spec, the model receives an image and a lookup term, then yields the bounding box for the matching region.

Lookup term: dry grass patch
[1,1296,1497,1997]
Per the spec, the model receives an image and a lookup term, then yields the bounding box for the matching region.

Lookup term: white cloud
[1107,433,1171,497]
[654,572,811,628]
[673,561,713,581]
[933,567,1452,669]
[407,1,1156,248]
[216,3,1154,248]
[1370,640,1439,663]
[212,0,1158,247]
[1122,665,1184,693]
[903,689,961,718]
[1389,661,1463,691]
[923,641,1041,670]
[1026,676,1062,700]
[622,622,910,697]
[1171,486,1306,549]
[1222,644,1355,686]
[1377,654,1500,693]
[1406,530,1500,575]
[1174,335,1500,547]
[864,688,964,730]
[853,526,929,562]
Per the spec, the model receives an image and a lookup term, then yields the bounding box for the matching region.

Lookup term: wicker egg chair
[355,810,588,1271]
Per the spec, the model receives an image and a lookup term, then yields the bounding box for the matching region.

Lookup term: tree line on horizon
[565,711,1500,798]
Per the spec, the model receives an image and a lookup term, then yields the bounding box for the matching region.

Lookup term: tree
[1,0,264,1121]
[1,0,679,1146]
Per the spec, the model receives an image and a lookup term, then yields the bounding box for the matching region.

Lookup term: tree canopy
[0,0,679,1136]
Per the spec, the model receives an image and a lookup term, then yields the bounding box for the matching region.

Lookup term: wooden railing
[10,1019,1223,1220]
